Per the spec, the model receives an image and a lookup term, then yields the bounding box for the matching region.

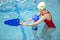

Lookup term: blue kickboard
[4,19,20,26]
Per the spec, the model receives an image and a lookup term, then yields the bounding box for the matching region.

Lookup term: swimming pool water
[0,0,60,40]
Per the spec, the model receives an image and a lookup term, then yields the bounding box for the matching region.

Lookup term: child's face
[39,9,46,12]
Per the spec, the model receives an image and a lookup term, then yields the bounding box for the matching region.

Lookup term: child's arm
[20,18,34,25]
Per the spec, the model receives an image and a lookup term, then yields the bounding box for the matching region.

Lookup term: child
[21,2,56,40]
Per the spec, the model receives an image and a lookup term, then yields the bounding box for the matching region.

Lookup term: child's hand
[20,21,25,24]
[20,21,26,26]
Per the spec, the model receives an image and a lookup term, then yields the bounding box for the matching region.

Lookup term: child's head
[37,2,46,10]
